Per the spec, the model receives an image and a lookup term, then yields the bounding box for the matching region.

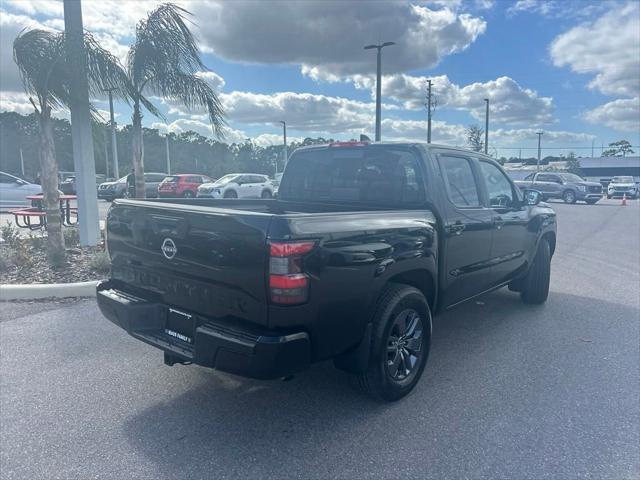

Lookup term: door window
[480,161,515,208]
[0,173,16,184]
[187,176,201,183]
[439,155,481,207]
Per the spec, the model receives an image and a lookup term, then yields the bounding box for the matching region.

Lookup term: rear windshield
[279,146,425,205]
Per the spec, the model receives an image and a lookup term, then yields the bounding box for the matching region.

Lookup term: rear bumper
[96,281,310,379]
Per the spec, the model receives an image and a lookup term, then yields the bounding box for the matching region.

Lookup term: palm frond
[149,72,225,136]
[83,32,132,104]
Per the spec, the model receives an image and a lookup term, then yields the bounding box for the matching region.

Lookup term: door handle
[494,216,505,229]
[448,221,465,235]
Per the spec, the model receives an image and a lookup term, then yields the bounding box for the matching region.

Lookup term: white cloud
[195,71,225,93]
[349,74,554,125]
[0,91,33,115]
[190,1,485,78]
[585,98,640,133]
[550,2,640,98]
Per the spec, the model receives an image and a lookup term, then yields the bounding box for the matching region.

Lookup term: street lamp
[103,88,119,179]
[484,98,489,155]
[279,121,287,168]
[536,131,544,171]
[364,41,395,141]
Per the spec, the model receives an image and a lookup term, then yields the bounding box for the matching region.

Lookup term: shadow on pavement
[121,288,638,478]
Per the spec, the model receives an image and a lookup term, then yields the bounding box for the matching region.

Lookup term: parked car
[197,173,274,198]
[158,174,213,198]
[0,171,42,209]
[98,176,128,201]
[606,176,638,199]
[60,174,107,195]
[97,142,556,401]
[514,172,603,204]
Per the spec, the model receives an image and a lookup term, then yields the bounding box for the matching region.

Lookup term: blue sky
[1,0,638,158]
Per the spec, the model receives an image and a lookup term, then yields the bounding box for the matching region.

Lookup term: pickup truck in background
[97,142,556,401]
[514,171,603,204]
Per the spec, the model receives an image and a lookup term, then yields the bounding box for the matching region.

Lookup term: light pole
[279,120,287,167]
[484,98,489,155]
[104,88,119,179]
[536,131,544,171]
[427,79,432,143]
[364,41,395,141]
[165,134,171,174]
[64,0,100,246]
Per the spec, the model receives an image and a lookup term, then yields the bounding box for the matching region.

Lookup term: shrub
[27,233,45,250]
[0,249,14,272]
[88,251,111,274]
[63,227,80,247]
[0,222,21,248]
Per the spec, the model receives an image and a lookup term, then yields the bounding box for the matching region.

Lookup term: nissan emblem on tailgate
[161,238,177,259]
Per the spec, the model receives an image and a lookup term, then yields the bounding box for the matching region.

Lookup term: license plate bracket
[165,308,195,344]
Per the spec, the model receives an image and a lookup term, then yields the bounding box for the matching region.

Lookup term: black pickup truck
[97,142,556,401]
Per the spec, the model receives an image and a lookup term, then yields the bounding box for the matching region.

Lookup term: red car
[158,174,213,198]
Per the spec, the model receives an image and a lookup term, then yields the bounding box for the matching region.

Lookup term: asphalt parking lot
[1,199,639,479]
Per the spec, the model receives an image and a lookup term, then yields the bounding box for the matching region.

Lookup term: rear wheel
[563,190,576,204]
[520,239,551,304]
[183,190,195,198]
[261,190,272,199]
[354,283,431,401]
[224,190,238,199]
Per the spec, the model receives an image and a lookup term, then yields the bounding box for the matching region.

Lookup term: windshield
[558,173,584,182]
[279,146,425,205]
[213,174,240,185]
[612,176,634,183]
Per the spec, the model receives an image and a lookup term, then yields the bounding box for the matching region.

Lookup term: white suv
[607,176,638,199]
[197,173,274,199]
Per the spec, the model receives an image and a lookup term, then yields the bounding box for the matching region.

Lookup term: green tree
[466,124,484,152]
[602,140,634,157]
[13,29,128,264]
[126,3,225,198]
[565,151,582,176]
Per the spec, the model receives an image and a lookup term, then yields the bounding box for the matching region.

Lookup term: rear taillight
[269,241,315,305]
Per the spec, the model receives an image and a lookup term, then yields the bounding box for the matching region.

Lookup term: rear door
[435,152,495,307]
[533,173,560,198]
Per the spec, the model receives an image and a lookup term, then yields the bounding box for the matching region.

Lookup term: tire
[585,199,598,205]
[354,283,431,402]
[223,190,238,199]
[183,190,195,198]
[562,190,576,204]
[261,190,273,199]
[520,239,551,305]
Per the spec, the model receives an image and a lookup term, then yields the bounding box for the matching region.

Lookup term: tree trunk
[38,106,66,266]
[132,101,145,199]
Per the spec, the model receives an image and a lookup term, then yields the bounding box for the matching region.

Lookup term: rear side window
[279,146,425,205]
[187,176,201,183]
[439,155,480,207]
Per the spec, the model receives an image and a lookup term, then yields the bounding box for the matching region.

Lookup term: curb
[0,280,100,301]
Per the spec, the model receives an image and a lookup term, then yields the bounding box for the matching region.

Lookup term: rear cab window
[279,145,425,205]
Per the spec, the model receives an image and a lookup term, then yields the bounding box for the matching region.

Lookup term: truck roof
[293,141,495,160]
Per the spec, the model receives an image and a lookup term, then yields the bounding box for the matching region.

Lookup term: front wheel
[354,284,431,401]
[223,190,238,199]
[520,239,551,304]
[563,190,577,204]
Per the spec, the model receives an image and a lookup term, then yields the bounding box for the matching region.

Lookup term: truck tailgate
[106,200,273,326]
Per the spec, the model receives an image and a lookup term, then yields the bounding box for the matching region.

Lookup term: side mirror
[524,189,542,206]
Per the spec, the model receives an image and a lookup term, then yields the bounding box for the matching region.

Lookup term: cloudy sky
[1,0,639,157]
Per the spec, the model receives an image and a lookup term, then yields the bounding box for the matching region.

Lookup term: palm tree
[127,3,225,198]
[13,29,129,264]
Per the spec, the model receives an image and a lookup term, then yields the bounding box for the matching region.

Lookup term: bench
[9,208,47,230]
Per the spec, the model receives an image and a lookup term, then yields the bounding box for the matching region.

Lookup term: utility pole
[165,135,171,174]
[19,148,25,177]
[279,120,287,166]
[364,42,395,141]
[536,132,544,171]
[427,79,432,143]
[484,98,489,155]
[64,0,100,246]
[104,88,119,179]
[102,128,109,178]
